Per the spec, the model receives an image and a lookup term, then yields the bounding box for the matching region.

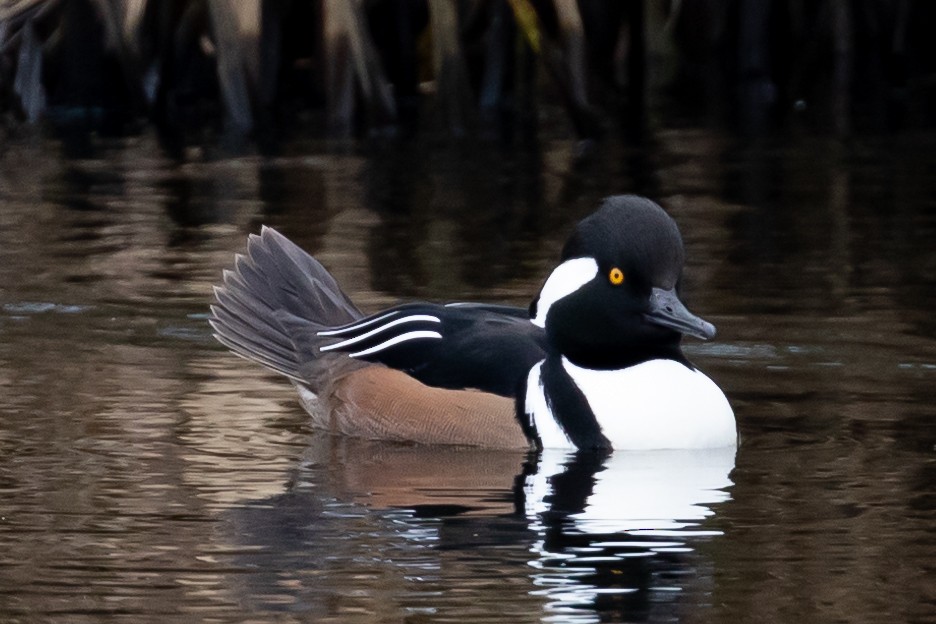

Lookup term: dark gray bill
[644,287,717,340]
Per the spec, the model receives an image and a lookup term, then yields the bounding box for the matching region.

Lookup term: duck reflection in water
[522,447,734,620]
[221,440,735,622]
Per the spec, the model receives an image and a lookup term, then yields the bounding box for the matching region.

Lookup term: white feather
[562,358,736,450]
[317,311,400,336]
[319,315,441,352]
[531,257,598,328]
[347,330,443,357]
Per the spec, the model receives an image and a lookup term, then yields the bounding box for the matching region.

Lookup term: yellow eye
[609,267,625,285]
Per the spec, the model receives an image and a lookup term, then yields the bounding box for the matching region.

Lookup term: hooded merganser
[210,195,736,451]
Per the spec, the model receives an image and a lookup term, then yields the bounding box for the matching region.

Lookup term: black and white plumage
[210,195,737,451]
[317,302,546,398]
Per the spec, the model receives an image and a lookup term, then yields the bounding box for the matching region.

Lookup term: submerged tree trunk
[207,0,254,131]
[830,0,852,137]
[479,0,512,138]
[322,0,396,137]
[323,0,355,135]
[12,19,45,122]
[626,0,647,138]
[89,0,148,116]
[258,0,285,109]
[429,0,475,136]
[508,0,601,139]
[737,0,774,135]
[554,0,588,120]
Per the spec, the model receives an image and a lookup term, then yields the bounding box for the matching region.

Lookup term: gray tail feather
[209,226,364,386]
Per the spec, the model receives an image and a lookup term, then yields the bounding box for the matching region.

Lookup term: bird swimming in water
[210,195,736,451]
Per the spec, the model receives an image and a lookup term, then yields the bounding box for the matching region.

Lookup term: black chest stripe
[541,355,612,451]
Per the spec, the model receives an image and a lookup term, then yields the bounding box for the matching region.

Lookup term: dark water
[1,128,935,624]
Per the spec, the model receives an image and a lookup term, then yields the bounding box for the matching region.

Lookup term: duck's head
[531,195,715,369]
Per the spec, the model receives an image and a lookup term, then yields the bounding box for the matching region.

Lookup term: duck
[210,195,737,451]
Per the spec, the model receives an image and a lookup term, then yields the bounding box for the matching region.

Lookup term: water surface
[1,129,934,623]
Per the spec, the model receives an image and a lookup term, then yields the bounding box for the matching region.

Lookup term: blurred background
[1,2,935,623]
[2,0,936,139]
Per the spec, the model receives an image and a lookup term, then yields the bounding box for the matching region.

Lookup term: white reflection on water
[526,448,734,533]
[524,448,735,622]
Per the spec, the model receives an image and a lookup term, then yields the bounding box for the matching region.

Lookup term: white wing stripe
[348,331,442,358]
[319,315,442,352]
[317,311,400,336]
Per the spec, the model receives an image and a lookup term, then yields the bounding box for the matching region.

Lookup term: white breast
[526,358,737,450]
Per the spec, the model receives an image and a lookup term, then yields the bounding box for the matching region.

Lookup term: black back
[322,303,548,398]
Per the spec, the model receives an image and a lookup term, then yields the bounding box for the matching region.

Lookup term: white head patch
[531,257,599,328]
